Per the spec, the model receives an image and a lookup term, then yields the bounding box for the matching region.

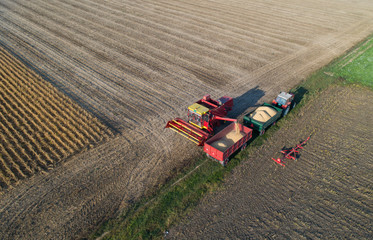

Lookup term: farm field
[90,35,373,239]
[169,85,373,239]
[0,46,112,190]
[0,0,373,239]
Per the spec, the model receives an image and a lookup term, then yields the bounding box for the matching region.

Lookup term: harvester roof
[188,103,210,115]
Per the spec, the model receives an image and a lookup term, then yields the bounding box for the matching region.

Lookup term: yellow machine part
[188,103,209,115]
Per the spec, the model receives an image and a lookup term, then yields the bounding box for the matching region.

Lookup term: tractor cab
[187,103,210,129]
[272,92,294,109]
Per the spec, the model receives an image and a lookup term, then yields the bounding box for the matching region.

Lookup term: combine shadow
[229,86,265,118]
[215,86,264,133]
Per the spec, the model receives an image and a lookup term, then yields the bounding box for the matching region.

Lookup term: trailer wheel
[292,101,297,109]
[241,143,247,151]
[221,158,229,167]
[260,129,265,136]
[283,105,290,117]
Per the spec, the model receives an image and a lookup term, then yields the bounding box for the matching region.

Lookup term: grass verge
[329,36,373,87]
[91,34,373,240]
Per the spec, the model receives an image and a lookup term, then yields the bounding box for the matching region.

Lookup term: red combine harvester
[165,95,236,146]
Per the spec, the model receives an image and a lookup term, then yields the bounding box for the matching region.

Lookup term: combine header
[165,95,236,146]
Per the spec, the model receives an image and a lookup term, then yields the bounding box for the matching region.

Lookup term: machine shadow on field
[229,86,265,118]
[292,86,308,105]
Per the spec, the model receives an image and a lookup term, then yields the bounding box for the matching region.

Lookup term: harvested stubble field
[169,85,373,239]
[0,0,373,239]
[0,46,112,190]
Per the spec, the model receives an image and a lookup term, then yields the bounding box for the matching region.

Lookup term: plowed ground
[0,46,112,190]
[1,0,373,239]
[169,85,373,239]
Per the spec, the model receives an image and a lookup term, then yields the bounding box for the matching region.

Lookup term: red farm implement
[272,136,311,167]
[165,95,236,146]
[165,118,210,145]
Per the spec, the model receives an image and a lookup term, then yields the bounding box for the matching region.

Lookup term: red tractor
[272,92,296,116]
[165,95,236,146]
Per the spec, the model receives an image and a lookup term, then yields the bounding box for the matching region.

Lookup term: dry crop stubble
[0,46,112,190]
[1,0,373,239]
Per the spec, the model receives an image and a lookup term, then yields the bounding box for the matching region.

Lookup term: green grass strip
[330,35,373,87]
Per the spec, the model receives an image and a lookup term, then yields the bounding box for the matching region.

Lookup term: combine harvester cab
[165,95,234,146]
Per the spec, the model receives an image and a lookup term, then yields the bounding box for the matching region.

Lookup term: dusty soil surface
[169,85,373,239]
[0,0,373,239]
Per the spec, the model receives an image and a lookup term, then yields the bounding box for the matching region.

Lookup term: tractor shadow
[292,86,308,105]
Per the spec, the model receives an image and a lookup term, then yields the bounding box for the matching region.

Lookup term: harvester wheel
[260,129,265,136]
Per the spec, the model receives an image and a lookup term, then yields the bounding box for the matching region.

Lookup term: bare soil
[0,0,373,239]
[169,85,373,239]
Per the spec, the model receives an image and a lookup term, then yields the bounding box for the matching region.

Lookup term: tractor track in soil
[0,0,373,239]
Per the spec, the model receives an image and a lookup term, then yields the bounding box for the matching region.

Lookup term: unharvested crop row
[0,50,105,137]
[0,46,112,190]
